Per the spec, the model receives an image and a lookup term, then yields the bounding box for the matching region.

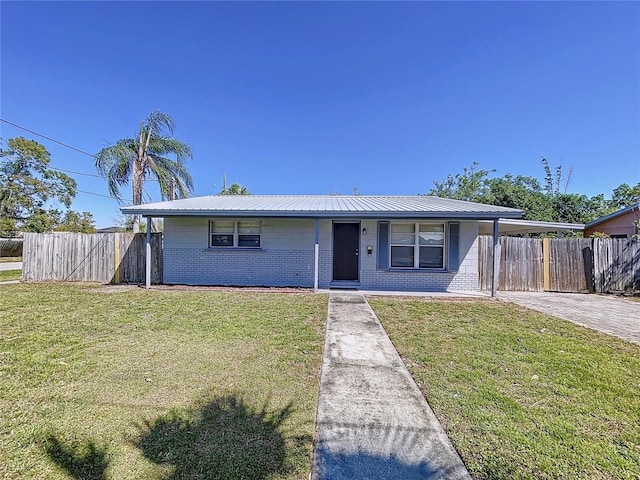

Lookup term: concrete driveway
[499,291,640,345]
[0,261,22,271]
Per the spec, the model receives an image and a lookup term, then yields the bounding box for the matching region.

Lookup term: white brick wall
[164,217,318,286]
[163,217,480,292]
[351,221,479,292]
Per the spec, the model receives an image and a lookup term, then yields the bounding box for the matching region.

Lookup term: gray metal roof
[478,219,584,235]
[120,195,523,219]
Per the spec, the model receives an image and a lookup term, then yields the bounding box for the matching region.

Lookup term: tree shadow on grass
[134,394,304,480]
[43,435,109,480]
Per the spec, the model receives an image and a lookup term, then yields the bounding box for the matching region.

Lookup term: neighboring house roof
[97,226,124,233]
[585,203,640,229]
[478,219,584,235]
[120,195,523,219]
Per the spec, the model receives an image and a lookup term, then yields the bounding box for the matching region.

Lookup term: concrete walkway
[312,293,470,480]
[499,291,640,345]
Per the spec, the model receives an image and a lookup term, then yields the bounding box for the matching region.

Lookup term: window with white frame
[390,223,445,269]
[209,220,261,248]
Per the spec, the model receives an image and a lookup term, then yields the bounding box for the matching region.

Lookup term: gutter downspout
[146,217,152,289]
[314,219,319,292]
[491,218,499,297]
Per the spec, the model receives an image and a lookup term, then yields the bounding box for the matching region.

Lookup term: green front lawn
[0,269,21,282]
[0,284,327,479]
[370,298,640,480]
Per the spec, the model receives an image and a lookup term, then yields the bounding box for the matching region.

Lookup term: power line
[77,189,132,203]
[50,166,105,178]
[1,118,96,158]
[0,119,152,213]
[1,117,163,183]
[1,117,196,206]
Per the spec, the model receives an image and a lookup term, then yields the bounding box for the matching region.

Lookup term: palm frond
[147,137,193,162]
[148,155,194,200]
[144,110,176,136]
[95,139,137,199]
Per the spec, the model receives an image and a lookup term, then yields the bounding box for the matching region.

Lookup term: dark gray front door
[333,223,359,281]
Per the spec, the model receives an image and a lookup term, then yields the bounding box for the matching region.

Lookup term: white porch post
[491,218,500,297]
[146,217,152,289]
[314,219,319,292]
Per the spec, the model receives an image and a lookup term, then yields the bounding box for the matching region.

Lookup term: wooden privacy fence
[22,232,162,284]
[593,238,640,293]
[479,236,640,293]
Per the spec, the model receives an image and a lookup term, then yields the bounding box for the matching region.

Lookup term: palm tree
[219,183,249,195]
[95,110,193,232]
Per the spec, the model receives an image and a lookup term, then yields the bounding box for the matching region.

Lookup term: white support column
[491,218,500,297]
[314,219,320,292]
[146,217,152,289]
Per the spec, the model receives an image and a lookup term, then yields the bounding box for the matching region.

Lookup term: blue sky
[1,1,639,228]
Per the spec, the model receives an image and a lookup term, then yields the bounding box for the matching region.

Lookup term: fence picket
[22,232,162,284]
[479,236,638,293]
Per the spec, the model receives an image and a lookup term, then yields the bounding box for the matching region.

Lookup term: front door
[333,223,360,281]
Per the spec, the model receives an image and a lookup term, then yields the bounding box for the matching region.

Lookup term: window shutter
[377,222,389,269]
[448,222,460,271]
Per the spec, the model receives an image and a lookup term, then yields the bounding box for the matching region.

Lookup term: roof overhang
[478,219,585,235]
[127,210,524,220]
[120,195,524,220]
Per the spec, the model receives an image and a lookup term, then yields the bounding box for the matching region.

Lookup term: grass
[369,297,640,480]
[0,269,21,282]
[0,283,327,480]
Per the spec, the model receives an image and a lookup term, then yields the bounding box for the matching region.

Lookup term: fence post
[146,218,152,289]
[491,219,499,297]
[113,232,120,284]
[583,240,595,293]
[314,219,319,292]
[543,238,550,291]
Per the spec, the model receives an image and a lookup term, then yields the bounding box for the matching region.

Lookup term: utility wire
[1,119,141,203]
[1,117,162,183]
[50,166,106,178]
[1,118,97,158]
[77,189,132,202]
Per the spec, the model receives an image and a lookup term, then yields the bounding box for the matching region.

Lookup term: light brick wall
[163,217,479,291]
[355,220,479,292]
[164,217,318,286]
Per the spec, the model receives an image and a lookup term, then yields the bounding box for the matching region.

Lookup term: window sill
[205,247,263,252]
[385,268,449,273]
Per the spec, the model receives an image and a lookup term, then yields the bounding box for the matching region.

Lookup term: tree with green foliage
[114,215,162,233]
[552,193,595,224]
[0,137,77,236]
[55,211,96,233]
[541,157,572,196]
[609,182,640,209]
[24,208,62,233]
[428,159,628,225]
[219,183,249,195]
[95,110,193,232]
[484,174,555,221]
[429,162,494,203]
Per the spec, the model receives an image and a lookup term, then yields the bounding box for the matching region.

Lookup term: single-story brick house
[121,195,523,292]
